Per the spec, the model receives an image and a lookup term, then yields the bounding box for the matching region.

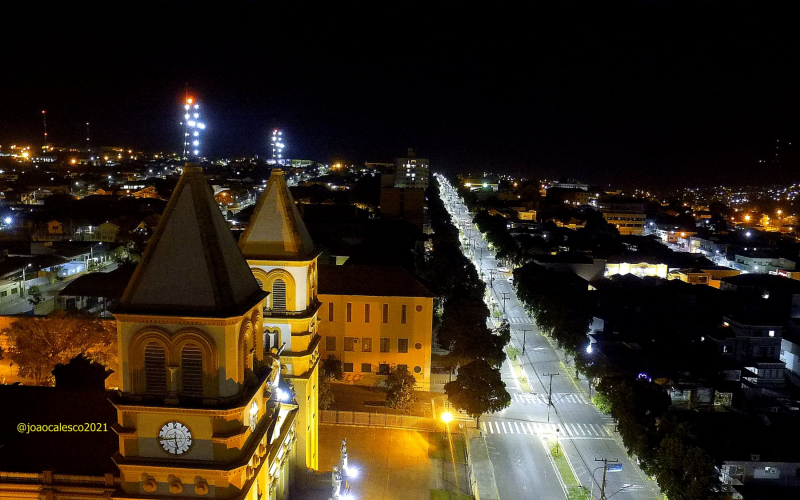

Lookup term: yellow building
[112,167,298,499]
[239,169,321,474]
[605,261,668,279]
[317,265,436,390]
[0,167,302,500]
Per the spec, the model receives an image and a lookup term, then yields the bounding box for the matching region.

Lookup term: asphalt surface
[437,177,662,500]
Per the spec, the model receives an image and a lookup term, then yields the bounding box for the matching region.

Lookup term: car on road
[507,276,514,283]
[497,266,509,273]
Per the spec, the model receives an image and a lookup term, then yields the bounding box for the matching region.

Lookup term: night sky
[2,2,799,188]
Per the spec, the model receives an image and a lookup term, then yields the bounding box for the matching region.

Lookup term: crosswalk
[481,420,613,437]
[506,316,532,325]
[510,392,590,405]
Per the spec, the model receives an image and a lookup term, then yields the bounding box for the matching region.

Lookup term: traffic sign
[607,463,623,473]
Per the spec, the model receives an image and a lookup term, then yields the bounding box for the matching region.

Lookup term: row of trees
[513,263,722,499]
[426,178,511,425]
[591,374,722,500]
[514,263,593,357]
[472,209,520,265]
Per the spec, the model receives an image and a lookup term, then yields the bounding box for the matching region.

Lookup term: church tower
[239,169,321,473]
[112,166,298,499]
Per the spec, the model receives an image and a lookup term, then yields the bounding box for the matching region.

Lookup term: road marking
[514,422,521,433]
[481,422,487,433]
[501,421,508,433]
[527,422,535,434]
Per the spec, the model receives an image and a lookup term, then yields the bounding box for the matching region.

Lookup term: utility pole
[499,292,510,314]
[520,328,531,354]
[594,458,618,500]
[543,372,559,423]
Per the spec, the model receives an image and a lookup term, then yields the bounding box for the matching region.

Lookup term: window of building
[398,338,409,353]
[272,279,286,311]
[380,338,390,353]
[382,304,389,323]
[361,363,372,373]
[364,303,370,323]
[344,337,355,351]
[362,337,372,352]
[346,303,352,322]
[378,363,390,375]
[401,305,407,324]
[758,346,775,358]
[343,363,354,373]
[328,302,334,321]
[397,364,408,373]
[326,336,336,351]
[0,291,6,298]
[769,330,776,337]
[181,344,204,397]
[144,342,167,395]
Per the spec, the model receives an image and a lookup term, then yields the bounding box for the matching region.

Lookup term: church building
[0,166,309,500]
[238,168,321,473]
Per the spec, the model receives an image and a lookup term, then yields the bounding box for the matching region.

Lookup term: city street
[437,177,662,500]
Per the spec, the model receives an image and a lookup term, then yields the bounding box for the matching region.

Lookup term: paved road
[436,176,661,500]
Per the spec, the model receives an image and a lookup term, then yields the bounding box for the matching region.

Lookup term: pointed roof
[239,169,317,261]
[117,165,267,317]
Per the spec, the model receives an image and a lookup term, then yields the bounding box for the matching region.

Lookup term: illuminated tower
[182,96,206,159]
[270,129,285,165]
[42,110,48,150]
[239,168,321,475]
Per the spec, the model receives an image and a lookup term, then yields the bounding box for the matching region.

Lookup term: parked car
[497,266,509,273]
[507,276,514,283]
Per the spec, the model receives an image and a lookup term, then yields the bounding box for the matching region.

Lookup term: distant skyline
[2,2,799,188]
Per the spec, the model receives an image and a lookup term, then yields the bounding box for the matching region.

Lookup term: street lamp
[21,263,32,298]
[441,411,459,489]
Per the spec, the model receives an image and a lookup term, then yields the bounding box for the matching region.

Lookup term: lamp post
[441,411,460,492]
[21,263,31,298]
[520,328,531,354]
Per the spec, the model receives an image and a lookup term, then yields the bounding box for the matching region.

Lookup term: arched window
[144,342,167,395]
[181,344,204,397]
[256,278,264,290]
[243,331,252,371]
[272,279,286,311]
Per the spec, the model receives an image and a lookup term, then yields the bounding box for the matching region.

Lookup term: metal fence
[320,410,444,432]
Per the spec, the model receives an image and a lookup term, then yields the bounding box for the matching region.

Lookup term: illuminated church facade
[0,166,319,500]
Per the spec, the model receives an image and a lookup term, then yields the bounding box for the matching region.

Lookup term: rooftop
[318,265,436,298]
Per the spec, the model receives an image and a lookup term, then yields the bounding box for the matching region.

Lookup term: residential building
[318,264,436,390]
[380,187,425,230]
[598,197,646,235]
[394,148,429,189]
[707,316,785,392]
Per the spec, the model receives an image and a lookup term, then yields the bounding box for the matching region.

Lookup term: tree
[322,354,344,381]
[27,285,44,307]
[656,423,722,500]
[385,366,417,414]
[319,367,335,410]
[1,311,116,385]
[438,297,507,368]
[444,359,511,427]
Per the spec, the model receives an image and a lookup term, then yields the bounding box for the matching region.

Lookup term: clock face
[158,421,192,455]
